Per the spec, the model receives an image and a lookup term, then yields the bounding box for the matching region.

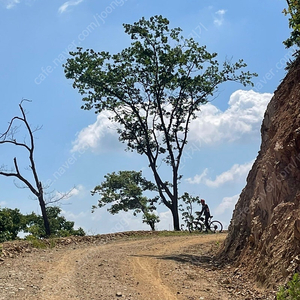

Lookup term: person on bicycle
[200,199,211,231]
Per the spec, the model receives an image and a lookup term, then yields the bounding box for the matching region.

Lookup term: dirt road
[0,233,276,299]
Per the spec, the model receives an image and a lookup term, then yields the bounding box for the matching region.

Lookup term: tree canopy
[91,170,160,231]
[25,206,85,238]
[64,15,257,230]
[0,206,85,241]
[0,207,26,242]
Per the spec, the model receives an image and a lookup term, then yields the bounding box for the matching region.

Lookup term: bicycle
[192,213,223,233]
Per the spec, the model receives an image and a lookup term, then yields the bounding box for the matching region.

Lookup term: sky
[0,0,296,234]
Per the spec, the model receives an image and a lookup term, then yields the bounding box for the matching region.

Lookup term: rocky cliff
[221,56,300,288]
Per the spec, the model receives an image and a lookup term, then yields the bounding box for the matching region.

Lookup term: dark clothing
[200,203,211,230]
[200,204,210,217]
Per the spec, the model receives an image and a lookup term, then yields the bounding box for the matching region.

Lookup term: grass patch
[157,230,203,237]
[26,235,57,249]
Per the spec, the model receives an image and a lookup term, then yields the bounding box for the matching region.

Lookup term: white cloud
[2,0,20,9]
[71,110,121,153]
[54,184,85,201]
[186,160,254,187]
[214,9,227,26]
[72,90,272,154]
[158,210,173,231]
[185,168,208,185]
[0,201,7,207]
[1,0,36,8]
[61,209,88,221]
[214,194,239,216]
[189,90,272,146]
[68,184,85,197]
[58,0,84,14]
[61,209,89,230]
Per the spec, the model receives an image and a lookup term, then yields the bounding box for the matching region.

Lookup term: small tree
[91,170,160,231]
[64,15,256,230]
[25,206,85,238]
[179,192,201,232]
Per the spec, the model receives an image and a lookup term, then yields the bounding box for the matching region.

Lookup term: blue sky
[0,0,295,234]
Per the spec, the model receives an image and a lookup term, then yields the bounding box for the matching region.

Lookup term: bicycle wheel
[194,222,204,232]
[209,221,223,233]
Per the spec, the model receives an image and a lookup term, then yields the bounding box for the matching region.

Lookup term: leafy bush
[277,273,300,300]
[0,208,27,242]
[25,206,85,238]
[283,1,300,52]
[179,192,202,232]
[0,205,85,241]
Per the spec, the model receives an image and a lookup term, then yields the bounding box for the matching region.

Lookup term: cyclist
[199,199,211,232]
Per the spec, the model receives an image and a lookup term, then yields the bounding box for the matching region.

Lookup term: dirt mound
[220,56,300,288]
[0,231,159,259]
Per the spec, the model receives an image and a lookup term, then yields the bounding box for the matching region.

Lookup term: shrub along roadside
[277,273,300,300]
[0,206,85,242]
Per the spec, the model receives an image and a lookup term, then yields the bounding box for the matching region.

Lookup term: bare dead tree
[0,100,51,236]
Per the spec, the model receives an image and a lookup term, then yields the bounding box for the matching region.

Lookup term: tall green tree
[91,171,160,231]
[64,15,256,230]
[283,0,300,50]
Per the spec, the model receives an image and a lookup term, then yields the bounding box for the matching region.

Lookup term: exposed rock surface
[221,56,300,288]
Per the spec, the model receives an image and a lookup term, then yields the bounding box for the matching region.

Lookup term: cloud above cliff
[186,160,254,187]
[214,194,239,216]
[188,89,272,146]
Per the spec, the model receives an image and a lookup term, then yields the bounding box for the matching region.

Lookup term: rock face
[221,56,300,288]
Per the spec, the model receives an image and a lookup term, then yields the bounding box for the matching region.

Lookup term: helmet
[200,199,205,204]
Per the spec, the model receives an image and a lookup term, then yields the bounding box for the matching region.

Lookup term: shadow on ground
[130,253,221,269]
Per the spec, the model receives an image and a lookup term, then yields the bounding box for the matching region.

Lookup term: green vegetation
[64,15,256,230]
[277,273,300,300]
[179,192,201,232]
[0,206,85,242]
[91,170,160,230]
[0,208,27,242]
[25,206,85,239]
[283,0,300,51]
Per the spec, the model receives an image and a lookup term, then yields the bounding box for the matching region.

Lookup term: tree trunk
[150,222,155,231]
[38,195,51,237]
[171,201,180,231]
[172,168,180,231]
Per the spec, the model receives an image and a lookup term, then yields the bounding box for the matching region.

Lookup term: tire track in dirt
[38,248,89,300]
[0,233,276,300]
[129,234,226,300]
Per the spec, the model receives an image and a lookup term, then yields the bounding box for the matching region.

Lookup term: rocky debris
[0,230,160,260]
[220,56,300,288]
